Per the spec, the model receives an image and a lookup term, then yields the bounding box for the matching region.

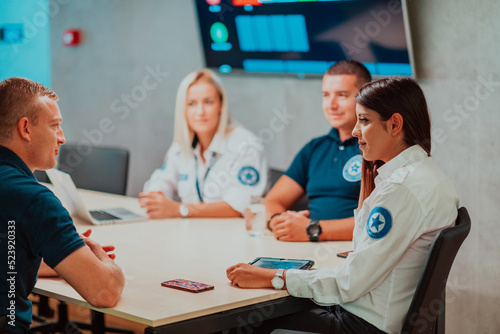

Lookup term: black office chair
[270,207,471,334]
[57,144,129,195]
[34,170,51,183]
[269,168,310,211]
[30,144,132,334]
[401,206,471,334]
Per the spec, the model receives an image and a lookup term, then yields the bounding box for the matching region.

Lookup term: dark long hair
[355,76,431,202]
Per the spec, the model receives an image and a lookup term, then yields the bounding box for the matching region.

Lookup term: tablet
[249,257,314,270]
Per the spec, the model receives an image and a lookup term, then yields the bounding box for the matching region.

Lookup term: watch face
[307,221,321,241]
[308,224,320,236]
[180,205,189,217]
[271,276,285,290]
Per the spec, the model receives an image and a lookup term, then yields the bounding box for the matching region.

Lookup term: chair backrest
[268,168,310,211]
[57,144,129,195]
[401,207,471,334]
[34,170,50,183]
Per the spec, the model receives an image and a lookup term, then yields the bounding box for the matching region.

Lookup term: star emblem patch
[343,154,362,182]
[366,206,392,239]
[238,166,259,186]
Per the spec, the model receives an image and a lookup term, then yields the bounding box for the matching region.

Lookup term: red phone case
[161,279,214,293]
[337,251,353,258]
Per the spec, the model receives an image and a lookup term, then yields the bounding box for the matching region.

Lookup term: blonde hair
[171,69,233,154]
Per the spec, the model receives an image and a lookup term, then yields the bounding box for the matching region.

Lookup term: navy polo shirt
[0,146,84,333]
[285,128,361,220]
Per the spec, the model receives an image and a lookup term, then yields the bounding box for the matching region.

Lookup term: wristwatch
[179,204,189,218]
[271,269,285,290]
[306,220,322,242]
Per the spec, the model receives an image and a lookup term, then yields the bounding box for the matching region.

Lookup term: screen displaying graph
[194,0,414,76]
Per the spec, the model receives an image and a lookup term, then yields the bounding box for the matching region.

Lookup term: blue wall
[0,0,50,87]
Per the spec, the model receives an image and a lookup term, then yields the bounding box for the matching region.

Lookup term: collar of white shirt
[194,132,226,163]
[375,145,428,184]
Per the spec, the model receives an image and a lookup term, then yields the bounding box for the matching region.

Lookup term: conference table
[34,188,351,333]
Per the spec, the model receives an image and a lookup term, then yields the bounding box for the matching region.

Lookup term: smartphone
[336,251,353,258]
[161,279,214,293]
[249,257,314,270]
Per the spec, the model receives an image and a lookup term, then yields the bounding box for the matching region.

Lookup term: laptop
[45,168,146,225]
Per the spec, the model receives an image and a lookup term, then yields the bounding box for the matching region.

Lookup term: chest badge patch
[366,206,392,239]
[238,166,259,186]
[343,154,362,182]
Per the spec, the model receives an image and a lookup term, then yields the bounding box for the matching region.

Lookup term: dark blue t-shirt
[0,146,84,333]
[285,128,361,220]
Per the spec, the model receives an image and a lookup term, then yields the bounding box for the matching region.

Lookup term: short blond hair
[171,69,233,154]
[0,77,58,143]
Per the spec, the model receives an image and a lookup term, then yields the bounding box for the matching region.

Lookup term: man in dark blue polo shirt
[0,77,125,333]
[266,61,371,242]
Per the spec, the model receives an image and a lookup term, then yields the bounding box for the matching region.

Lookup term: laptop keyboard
[90,210,121,221]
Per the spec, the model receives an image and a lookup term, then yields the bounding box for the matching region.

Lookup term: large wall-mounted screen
[194,0,414,77]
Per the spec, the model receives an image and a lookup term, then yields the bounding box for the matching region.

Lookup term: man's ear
[389,113,404,137]
[17,117,32,142]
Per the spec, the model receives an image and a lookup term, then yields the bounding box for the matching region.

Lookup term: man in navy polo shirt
[266,61,371,242]
[0,77,125,333]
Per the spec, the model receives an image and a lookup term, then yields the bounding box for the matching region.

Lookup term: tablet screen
[249,257,314,270]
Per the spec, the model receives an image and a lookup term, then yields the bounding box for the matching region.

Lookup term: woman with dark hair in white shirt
[226,76,459,334]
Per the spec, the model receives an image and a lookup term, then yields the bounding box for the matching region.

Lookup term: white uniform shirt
[144,127,268,214]
[286,145,459,334]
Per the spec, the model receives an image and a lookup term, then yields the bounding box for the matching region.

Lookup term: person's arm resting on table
[265,175,354,241]
[139,191,241,218]
[52,236,125,308]
[265,175,304,221]
[39,229,117,277]
[227,263,287,290]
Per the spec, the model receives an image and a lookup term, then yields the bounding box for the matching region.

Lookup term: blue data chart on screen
[194,0,414,76]
[235,15,309,52]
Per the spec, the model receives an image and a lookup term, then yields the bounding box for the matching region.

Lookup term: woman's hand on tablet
[226,263,281,289]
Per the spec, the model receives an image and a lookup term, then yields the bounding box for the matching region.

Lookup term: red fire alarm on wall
[63,29,80,46]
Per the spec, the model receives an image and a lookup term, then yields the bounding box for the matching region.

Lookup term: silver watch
[271,269,285,290]
[179,204,189,218]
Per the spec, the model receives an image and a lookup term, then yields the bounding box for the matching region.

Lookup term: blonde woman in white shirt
[140,69,267,218]
[226,76,459,334]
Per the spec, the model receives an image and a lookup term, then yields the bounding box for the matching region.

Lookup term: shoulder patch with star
[238,166,259,186]
[366,206,392,239]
